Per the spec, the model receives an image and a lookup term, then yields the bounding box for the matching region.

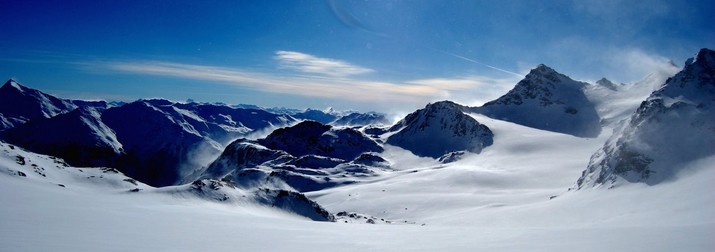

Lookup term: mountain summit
[472,64,601,137]
[2,106,123,167]
[576,48,715,188]
[387,101,493,159]
[0,79,76,130]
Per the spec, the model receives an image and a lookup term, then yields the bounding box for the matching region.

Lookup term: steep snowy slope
[0,141,334,222]
[576,48,715,188]
[2,105,713,251]
[387,101,493,159]
[308,112,714,244]
[0,84,299,187]
[0,141,148,191]
[473,65,601,137]
[2,51,713,251]
[1,107,123,167]
[0,114,15,130]
[0,79,76,130]
[3,109,713,251]
[101,100,221,186]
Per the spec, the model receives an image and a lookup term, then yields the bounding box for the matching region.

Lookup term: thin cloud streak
[432,49,524,78]
[274,51,374,77]
[95,59,515,107]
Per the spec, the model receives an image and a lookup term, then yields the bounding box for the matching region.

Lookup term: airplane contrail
[324,1,522,78]
[430,48,525,78]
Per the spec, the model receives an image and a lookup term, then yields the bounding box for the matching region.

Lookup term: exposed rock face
[473,65,601,138]
[575,48,715,189]
[387,101,493,158]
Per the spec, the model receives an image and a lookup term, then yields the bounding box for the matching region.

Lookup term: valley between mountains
[1,48,713,251]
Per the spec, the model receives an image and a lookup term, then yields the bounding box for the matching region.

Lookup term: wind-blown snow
[576,48,715,188]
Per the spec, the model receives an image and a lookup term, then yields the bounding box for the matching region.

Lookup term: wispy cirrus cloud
[88,51,518,109]
[274,51,374,77]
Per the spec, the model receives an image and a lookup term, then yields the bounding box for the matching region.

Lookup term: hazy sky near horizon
[1,0,713,112]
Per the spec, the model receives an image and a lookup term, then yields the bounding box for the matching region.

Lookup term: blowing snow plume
[576,48,715,188]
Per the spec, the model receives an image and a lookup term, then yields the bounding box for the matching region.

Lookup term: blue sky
[1,0,713,112]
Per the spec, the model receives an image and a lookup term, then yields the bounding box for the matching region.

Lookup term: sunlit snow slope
[2,111,712,251]
[2,50,714,251]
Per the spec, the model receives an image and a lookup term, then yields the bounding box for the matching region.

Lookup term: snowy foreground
[2,113,713,252]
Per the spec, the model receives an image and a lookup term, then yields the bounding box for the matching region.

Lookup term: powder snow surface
[1,111,713,251]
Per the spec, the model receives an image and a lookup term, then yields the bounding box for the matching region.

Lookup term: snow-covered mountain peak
[0,79,76,130]
[685,48,715,67]
[259,120,382,160]
[388,101,467,132]
[387,101,493,158]
[651,48,715,104]
[425,100,466,111]
[532,64,558,76]
[484,64,590,108]
[474,65,600,137]
[2,79,48,98]
[522,64,586,89]
[3,79,22,90]
[1,105,124,168]
[595,77,618,90]
[141,98,175,107]
[595,77,613,85]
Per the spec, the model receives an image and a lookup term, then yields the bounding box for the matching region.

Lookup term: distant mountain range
[1,48,713,194]
[0,81,388,186]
